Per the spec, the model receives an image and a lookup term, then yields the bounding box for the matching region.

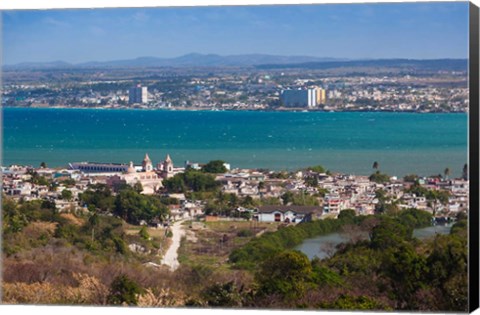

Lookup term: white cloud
[132,11,150,22]
[43,17,71,28]
[90,25,107,36]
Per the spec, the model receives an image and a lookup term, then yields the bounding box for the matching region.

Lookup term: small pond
[296,223,453,260]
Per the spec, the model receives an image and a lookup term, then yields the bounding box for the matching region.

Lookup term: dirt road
[160,219,185,271]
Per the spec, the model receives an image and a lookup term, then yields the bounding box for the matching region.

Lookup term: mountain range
[5,53,345,69]
[4,53,467,72]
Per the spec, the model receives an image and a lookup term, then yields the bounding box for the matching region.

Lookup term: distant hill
[4,55,467,72]
[5,60,73,70]
[256,58,468,72]
[4,53,345,69]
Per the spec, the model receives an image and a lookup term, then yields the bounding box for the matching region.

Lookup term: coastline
[2,105,468,114]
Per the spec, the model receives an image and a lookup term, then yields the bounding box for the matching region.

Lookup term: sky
[2,1,470,65]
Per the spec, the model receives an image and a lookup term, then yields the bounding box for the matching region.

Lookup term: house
[254,205,321,223]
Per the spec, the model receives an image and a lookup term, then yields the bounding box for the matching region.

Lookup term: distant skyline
[2,2,469,65]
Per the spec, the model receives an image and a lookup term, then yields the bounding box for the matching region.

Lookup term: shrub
[237,229,254,237]
[107,274,143,306]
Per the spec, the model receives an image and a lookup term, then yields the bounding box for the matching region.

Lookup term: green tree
[107,275,144,306]
[79,184,115,213]
[426,190,450,216]
[27,170,50,186]
[114,190,167,225]
[308,165,326,173]
[405,181,429,197]
[319,294,388,310]
[40,162,47,168]
[2,197,28,233]
[403,174,419,182]
[304,176,319,187]
[87,212,99,242]
[162,174,186,193]
[163,170,220,193]
[281,191,318,206]
[370,218,412,250]
[61,189,73,201]
[202,160,227,173]
[397,208,432,229]
[202,281,242,307]
[462,163,468,180]
[133,182,143,194]
[258,181,265,190]
[372,161,379,170]
[281,191,295,205]
[369,171,390,184]
[443,167,450,180]
[382,244,429,309]
[338,209,356,221]
[139,226,150,240]
[426,227,468,311]
[256,250,314,299]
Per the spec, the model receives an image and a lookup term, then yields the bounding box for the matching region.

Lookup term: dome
[127,161,136,173]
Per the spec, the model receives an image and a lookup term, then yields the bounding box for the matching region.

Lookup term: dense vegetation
[229,216,349,269]
[162,169,220,194]
[2,191,468,312]
[201,160,228,174]
[228,209,467,311]
[369,171,391,183]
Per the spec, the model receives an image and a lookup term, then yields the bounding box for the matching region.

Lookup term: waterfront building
[316,88,327,104]
[280,89,318,107]
[69,162,130,173]
[129,84,148,104]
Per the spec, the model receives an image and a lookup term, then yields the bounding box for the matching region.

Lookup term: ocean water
[2,107,468,177]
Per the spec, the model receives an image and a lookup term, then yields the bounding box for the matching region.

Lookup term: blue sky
[2,2,469,64]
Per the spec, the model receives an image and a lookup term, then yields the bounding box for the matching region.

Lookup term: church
[106,153,175,194]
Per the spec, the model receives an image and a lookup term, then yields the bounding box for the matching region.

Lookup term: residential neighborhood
[2,154,469,225]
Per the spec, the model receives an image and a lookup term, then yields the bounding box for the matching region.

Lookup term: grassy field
[177,219,281,269]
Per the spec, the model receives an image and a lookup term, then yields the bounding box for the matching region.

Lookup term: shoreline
[2,162,467,181]
[2,105,468,114]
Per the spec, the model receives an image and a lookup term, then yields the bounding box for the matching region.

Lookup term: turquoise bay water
[2,108,467,176]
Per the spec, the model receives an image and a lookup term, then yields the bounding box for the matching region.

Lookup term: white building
[129,84,148,104]
[280,89,318,108]
[254,205,321,223]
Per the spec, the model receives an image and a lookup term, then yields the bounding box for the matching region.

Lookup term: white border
[0,0,478,10]
[1,1,478,315]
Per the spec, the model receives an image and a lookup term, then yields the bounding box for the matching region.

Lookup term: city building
[280,89,318,108]
[129,84,148,104]
[316,87,327,104]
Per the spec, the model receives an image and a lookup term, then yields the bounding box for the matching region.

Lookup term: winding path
[161,219,186,271]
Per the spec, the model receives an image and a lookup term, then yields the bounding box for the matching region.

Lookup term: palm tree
[427,190,450,217]
[372,161,379,170]
[462,163,468,180]
[88,213,99,242]
[444,167,450,180]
